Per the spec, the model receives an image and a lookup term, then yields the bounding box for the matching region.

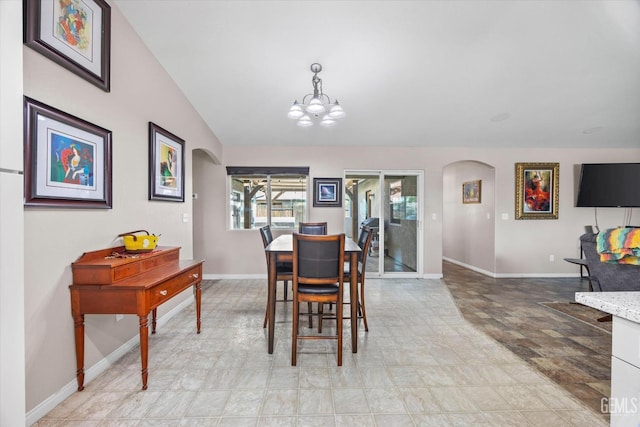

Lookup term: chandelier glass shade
[288,63,345,127]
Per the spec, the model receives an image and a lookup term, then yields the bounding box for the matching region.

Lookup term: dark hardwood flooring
[442,261,611,422]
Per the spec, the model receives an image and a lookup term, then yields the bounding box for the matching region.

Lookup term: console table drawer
[149,265,201,307]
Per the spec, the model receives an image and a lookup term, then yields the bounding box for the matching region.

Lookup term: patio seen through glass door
[344,172,420,277]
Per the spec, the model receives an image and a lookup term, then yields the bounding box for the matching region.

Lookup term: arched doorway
[442,160,496,276]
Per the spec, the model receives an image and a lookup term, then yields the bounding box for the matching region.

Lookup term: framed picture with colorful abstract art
[148,122,185,202]
[23,97,112,208]
[24,0,111,91]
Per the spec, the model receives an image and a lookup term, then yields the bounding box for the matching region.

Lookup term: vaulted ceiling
[115,0,640,149]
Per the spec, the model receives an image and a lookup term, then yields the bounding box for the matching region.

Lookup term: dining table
[264,233,362,354]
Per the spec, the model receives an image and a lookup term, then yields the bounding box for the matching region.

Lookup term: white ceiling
[114,0,640,149]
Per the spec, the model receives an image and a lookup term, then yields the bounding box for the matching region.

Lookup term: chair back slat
[298,239,341,279]
[356,226,372,264]
[293,233,344,282]
[259,225,274,248]
[299,222,328,235]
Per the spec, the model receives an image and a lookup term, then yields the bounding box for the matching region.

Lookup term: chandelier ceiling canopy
[288,63,345,127]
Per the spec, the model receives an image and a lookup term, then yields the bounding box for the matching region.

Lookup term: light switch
[182,213,189,223]
[501,213,509,220]
[431,213,437,220]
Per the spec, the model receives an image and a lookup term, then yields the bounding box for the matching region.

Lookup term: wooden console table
[69,246,204,390]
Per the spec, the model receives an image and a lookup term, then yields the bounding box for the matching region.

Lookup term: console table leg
[195,282,202,334]
[151,308,157,334]
[72,314,85,391]
[138,314,149,390]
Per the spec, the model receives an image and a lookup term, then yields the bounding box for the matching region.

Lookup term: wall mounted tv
[576,163,640,207]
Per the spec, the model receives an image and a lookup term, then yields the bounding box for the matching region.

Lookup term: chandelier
[287,63,345,127]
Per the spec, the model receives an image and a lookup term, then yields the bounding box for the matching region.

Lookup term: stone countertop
[575,292,640,324]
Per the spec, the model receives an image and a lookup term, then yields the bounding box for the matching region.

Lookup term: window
[227,167,309,230]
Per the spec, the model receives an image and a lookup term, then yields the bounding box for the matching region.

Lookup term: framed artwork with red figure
[515,162,559,220]
[24,0,111,91]
[23,97,112,208]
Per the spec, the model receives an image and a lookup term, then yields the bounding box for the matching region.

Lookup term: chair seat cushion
[343,262,363,277]
[298,284,339,294]
[276,261,293,273]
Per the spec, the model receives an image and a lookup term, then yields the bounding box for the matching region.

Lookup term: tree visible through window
[227,167,308,230]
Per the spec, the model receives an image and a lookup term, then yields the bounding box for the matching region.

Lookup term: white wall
[22,0,221,416]
[194,145,640,279]
[0,1,26,426]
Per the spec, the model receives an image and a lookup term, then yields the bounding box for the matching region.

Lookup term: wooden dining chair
[319,226,373,332]
[259,225,293,328]
[298,222,328,235]
[343,226,374,331]
[291,233,345,366]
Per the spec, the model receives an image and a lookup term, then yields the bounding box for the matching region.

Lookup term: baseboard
[443,257,497,277]
[203,273,265,280]
[26,295,195,426]
[443,257,582,278]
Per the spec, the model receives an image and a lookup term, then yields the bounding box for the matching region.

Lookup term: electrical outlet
[116,314,124,322]
[549,254,555,262]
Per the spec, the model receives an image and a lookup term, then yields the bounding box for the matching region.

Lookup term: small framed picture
[515,162,559,220]
[23,97,112,208]
[24,0,111,91]
[149,122,185,202]
[313,178,342,207]
[462,180,481,204]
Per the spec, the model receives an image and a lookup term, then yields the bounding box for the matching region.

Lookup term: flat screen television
[576,163,640,207]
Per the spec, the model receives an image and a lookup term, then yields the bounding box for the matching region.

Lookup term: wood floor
[442,261,611,421]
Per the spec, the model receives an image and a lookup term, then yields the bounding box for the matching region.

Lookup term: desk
[265,234,361,354]
[69,246,203,390]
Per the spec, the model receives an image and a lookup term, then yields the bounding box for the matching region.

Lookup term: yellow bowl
[119,230,159,253]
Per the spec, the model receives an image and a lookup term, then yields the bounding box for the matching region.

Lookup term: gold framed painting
[515,162,559,220]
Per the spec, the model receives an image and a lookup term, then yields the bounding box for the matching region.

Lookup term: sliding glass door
[344,170,422,277]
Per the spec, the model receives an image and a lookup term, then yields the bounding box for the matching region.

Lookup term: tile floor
[34,269,608,426]
[442,261,610,421]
